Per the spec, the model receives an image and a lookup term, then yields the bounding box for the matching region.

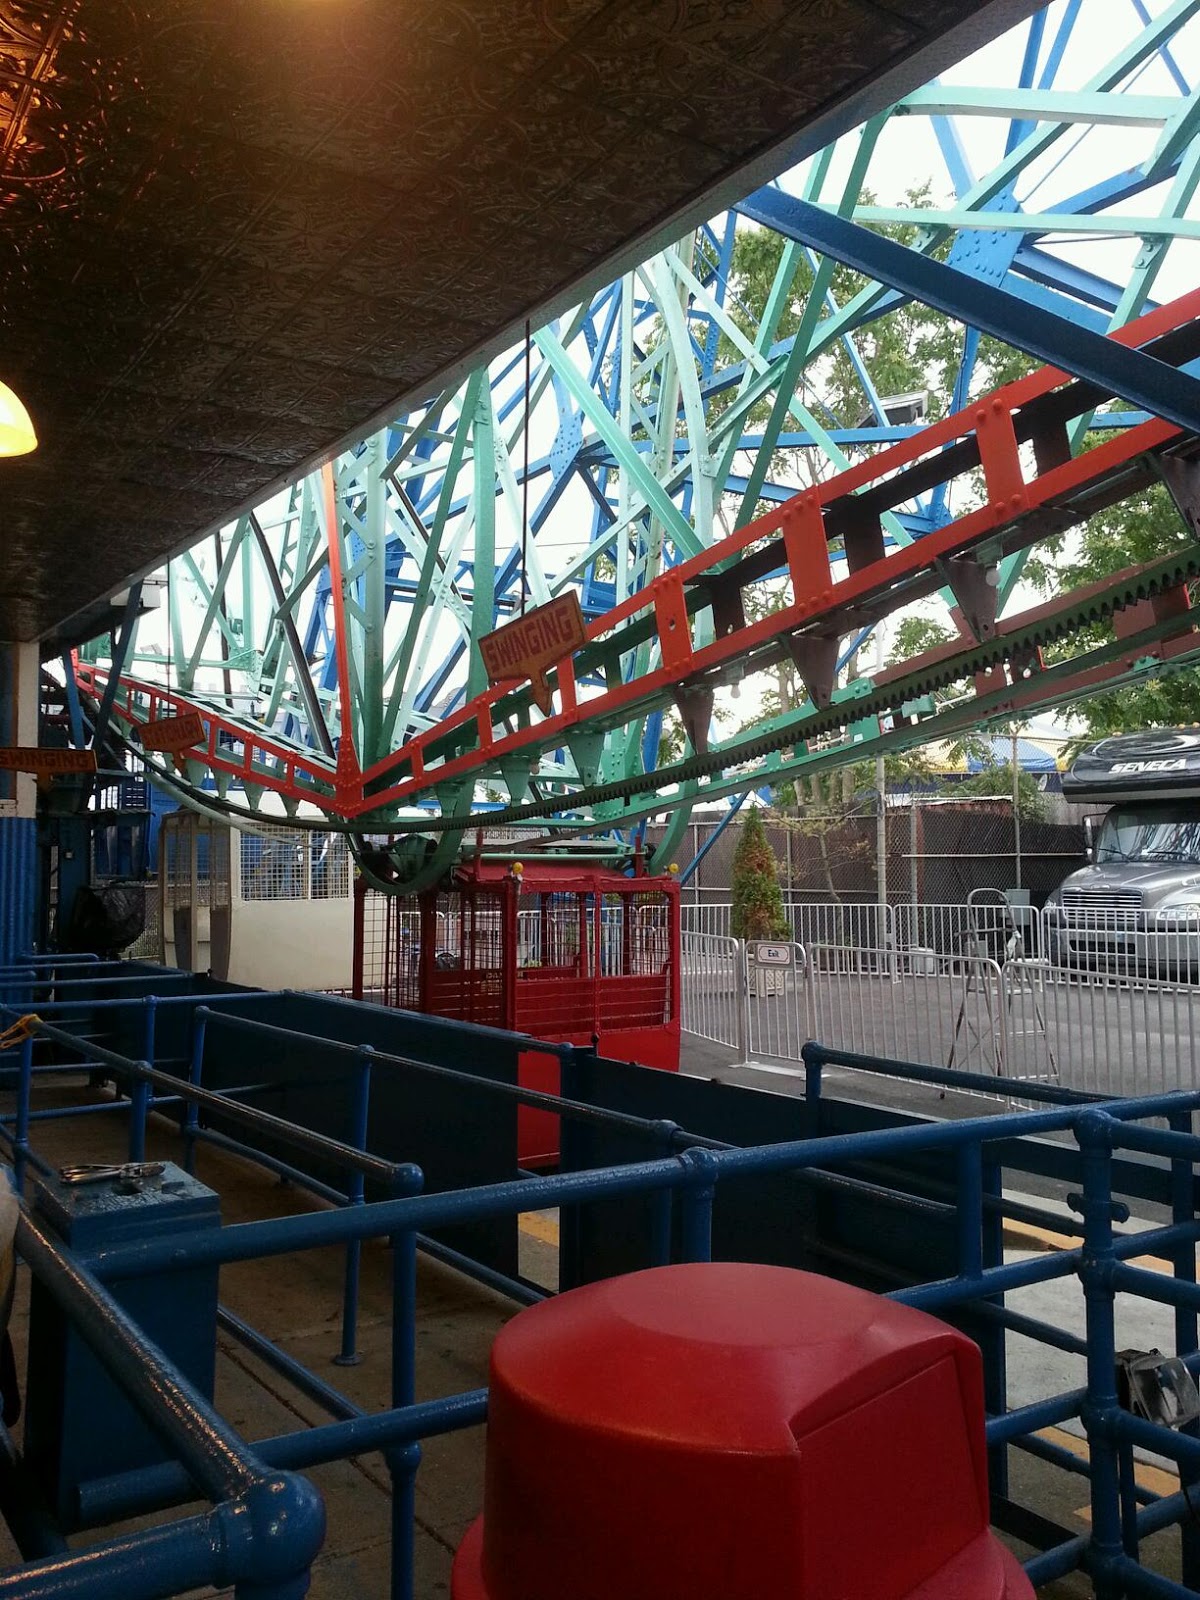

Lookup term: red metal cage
[353,859,681,1163]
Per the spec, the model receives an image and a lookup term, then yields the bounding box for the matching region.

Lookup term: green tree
[888,610,956,662]
[723,206,1200,764]
[942,759,1048,821]
[721,203,1035,748]
[722,191,1033,445]
[730,806,790,939]
[1029,474,1200,739]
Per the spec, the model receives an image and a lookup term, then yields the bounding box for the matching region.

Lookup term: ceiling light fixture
[0,382,37,456]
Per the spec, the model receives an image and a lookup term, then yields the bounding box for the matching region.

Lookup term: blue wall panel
[0,815,37,967]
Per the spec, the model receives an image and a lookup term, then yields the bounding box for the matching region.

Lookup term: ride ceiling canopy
[0,0,1039,642]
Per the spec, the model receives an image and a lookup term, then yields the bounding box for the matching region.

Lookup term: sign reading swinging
[479,593,587,715]
[0,747,97,775]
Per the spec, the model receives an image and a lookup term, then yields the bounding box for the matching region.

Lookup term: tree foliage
[721,199,1037,789]
[722,191,1033,443]
[1028,474,1200,739]
[725,209,1200,747]
[888,611,956,662]
[730,806,790,940]
[942,760,1049,820]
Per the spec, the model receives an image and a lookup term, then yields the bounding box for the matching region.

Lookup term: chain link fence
[657,800,1086,916]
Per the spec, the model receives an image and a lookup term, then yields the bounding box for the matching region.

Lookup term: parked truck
[1046,728,1200,967]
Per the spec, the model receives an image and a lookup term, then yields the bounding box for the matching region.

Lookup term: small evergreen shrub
[730,807,790,940]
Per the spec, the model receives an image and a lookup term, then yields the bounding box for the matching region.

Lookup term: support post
[677,1147,717,1263]
[388,1226,420,1600]
[801,1041,823,1137]
[876,752,888,967]
[184,1009,208,1175]
[1169,1107,1200,1589]
[1012,725,1022,891]
[736,940,750,1065]
[0,645,39,964]
[333,1047,373,1368]
[140,995,158,1065]
[13,1034,32,1193]
[1073,1110,1128,1600]
[981,1152,1008,1499]
[128,1067,151,1164]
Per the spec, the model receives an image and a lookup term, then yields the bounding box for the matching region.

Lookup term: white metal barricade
[680,903,733,939]
[805,943,1008,1076]
[679,899,1200,1100]
[744,943,809,1064]
[1005,955,1200,1098]
[680,932,743,1051]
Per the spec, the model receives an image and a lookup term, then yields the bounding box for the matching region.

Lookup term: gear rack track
[76,288,1200,832]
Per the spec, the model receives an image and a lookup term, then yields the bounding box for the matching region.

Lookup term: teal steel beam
[360,434,388,764]
[833,207,1200,240]
[88,582,144,793]
[380,375,481,750]
[900,86,1176,125]
[1144,84,1200,178]
[737,188,1200,435]
[534,324,705,560]
[178,529,246,690]
[468,386,496,700]
[249,512,335,760]
[783,0,1200,391]
[733,117,885,527]
[949,0,1200,213]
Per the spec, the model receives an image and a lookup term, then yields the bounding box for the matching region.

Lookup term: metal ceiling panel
[0,0,1039,641]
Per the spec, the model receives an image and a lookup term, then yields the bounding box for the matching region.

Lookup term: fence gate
[744,942,809,1063]
[679,932,743,1051]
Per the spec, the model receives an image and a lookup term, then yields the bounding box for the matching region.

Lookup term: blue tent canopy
[966,736,1059,773]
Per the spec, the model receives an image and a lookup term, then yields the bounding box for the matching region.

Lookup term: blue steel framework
[66,0,1200,881]
[2,963,1200,1594]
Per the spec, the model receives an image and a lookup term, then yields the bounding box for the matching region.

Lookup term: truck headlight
[1155,904,1200,923]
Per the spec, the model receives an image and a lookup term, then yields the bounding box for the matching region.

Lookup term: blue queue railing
[2,991,1200,1594]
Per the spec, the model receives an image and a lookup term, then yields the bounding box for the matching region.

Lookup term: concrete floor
[0,1056,1193,1597]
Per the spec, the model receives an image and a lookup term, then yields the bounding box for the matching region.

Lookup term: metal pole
[875,634,889,969]
[737,941,750,1066]
[1012,724,1023,891]
[909,799,919,908]
[189,818,200,975]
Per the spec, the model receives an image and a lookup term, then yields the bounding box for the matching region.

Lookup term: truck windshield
[1096,805,1200,865]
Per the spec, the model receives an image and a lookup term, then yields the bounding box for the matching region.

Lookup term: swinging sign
[479,593,587,715]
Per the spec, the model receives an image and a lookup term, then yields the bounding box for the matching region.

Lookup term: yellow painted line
[1003,1221,1077,1253]
[1036,1427,1180,1523]
[519,1211,559,1247]
[1041,1425,1088,1462]
[1004,1220,1193,1274]
[1124,1253,1174,1275]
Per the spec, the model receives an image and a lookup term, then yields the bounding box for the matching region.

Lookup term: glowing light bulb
[0,382,36,456]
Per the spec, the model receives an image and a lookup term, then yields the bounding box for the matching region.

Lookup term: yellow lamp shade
[0,382,36,456]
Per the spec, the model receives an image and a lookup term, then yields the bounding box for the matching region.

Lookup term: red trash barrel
[452,1262,1033,1600]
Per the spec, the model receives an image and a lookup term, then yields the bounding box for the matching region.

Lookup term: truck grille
[1060,887,1143,924]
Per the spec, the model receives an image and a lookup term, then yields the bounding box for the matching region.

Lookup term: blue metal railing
[6,1204,325,1600]
[3,978,1200,1595]
[66,1086,1200,1599]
